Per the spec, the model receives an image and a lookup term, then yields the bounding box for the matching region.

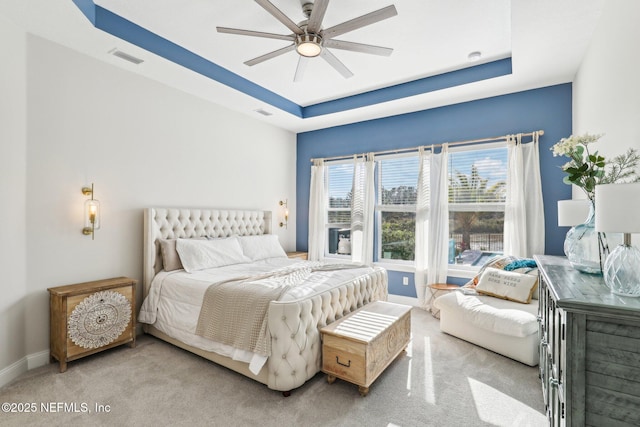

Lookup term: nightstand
[287,251,308,260]
[48,277,137,372]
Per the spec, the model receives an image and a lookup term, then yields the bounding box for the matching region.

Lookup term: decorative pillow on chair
[464,254,539,299]
[475,267,539,304]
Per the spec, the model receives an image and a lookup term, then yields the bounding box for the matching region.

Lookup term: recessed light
[467,51,482,62]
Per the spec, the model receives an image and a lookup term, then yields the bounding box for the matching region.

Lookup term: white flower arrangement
[551,133,640,201]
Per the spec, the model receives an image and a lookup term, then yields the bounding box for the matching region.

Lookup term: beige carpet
[0,308,546,427]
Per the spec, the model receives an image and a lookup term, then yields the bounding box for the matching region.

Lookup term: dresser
[535,255,640,426]
[48,277,137,372]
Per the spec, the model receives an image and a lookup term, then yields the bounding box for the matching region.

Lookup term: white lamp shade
[595,183,640,233]
[557,199,590,226]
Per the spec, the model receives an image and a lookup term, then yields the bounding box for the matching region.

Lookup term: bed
[139,207,388,393]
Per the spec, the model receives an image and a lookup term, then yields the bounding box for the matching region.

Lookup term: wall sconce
[82,183,100,239]
[279,199,288,228]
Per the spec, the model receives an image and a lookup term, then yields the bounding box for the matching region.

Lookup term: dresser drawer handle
[336,356,351,368]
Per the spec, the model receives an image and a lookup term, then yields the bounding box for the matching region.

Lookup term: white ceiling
[4,0,604,133]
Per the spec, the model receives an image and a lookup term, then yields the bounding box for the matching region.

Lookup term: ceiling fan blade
[321,49,354,79]
[254,0,303,35]
[306,0,329,33]
[244,44,296,66]
[217,27,295,41]
[294,56,310,82]
[322,5,398,39]
[324,39,393,56]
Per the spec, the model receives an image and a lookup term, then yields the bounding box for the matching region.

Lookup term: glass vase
[564,201,621,274]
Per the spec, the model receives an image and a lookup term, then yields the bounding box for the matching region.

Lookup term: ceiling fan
[217,0,398,82]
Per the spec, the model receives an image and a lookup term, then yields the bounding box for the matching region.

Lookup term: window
[377,156,419,262]
[322,143,508,267]
[326,163,353,256]
[447,144,508,266]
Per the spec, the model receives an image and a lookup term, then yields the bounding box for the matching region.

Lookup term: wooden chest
[321,301,411,396]
[48,277,137,372]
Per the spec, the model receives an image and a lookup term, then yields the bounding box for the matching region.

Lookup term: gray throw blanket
[195,262,364,356]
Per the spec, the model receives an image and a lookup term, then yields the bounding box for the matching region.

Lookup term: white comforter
[139,257,374,374]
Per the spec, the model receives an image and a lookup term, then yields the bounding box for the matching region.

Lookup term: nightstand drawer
[65,284,135,359]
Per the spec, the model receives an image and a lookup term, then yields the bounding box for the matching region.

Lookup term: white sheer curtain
[351,153,375,265]
[504,132,545,257]
[415,146,450,308]
[426,144,449,292]
[414,148,431,306]
[308,159,326,261]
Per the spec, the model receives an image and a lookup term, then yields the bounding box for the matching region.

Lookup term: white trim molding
[388,294,419,307]
[0,350,50,389]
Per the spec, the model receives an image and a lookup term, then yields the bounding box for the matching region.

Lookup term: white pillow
[475,267,539,304]
[238,234,287,261]
[158,237,207,272]
[176,236,250,273]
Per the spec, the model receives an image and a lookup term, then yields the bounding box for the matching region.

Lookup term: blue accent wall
[296,84,573,296]
[303,58,512,118]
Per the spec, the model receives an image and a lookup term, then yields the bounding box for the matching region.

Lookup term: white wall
[573,0,640,162]
[0,13,28,382]
[1,32,296,382]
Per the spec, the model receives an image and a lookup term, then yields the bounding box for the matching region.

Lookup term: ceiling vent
[109,48,144,65]
[254,108,273,116]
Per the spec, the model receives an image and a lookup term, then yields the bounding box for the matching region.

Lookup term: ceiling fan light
[296,34,322,57]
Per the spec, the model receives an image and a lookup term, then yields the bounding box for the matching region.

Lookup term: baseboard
[0,350,50,389]
[388,294,420,307]
[1,325,147,389]
[27,350,50,370]
[0,357,28,389]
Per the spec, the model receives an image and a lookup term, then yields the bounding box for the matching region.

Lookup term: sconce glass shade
[279,200,288,228]
[84,199,100,230]
[595,183,640,297]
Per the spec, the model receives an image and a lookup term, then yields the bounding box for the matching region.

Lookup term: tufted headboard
[143,208,272,296]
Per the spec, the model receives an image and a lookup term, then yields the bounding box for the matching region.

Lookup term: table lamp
[558,200,590,227]
[595,183,640,297]
[557,199,592,264]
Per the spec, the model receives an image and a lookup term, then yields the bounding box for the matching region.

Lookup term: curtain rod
[310,130,545,163]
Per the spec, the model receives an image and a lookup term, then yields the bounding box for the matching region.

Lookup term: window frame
[375,152,419,266]
[324,159,354,260]
[447,142,508,269]
[320,141,509,275]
